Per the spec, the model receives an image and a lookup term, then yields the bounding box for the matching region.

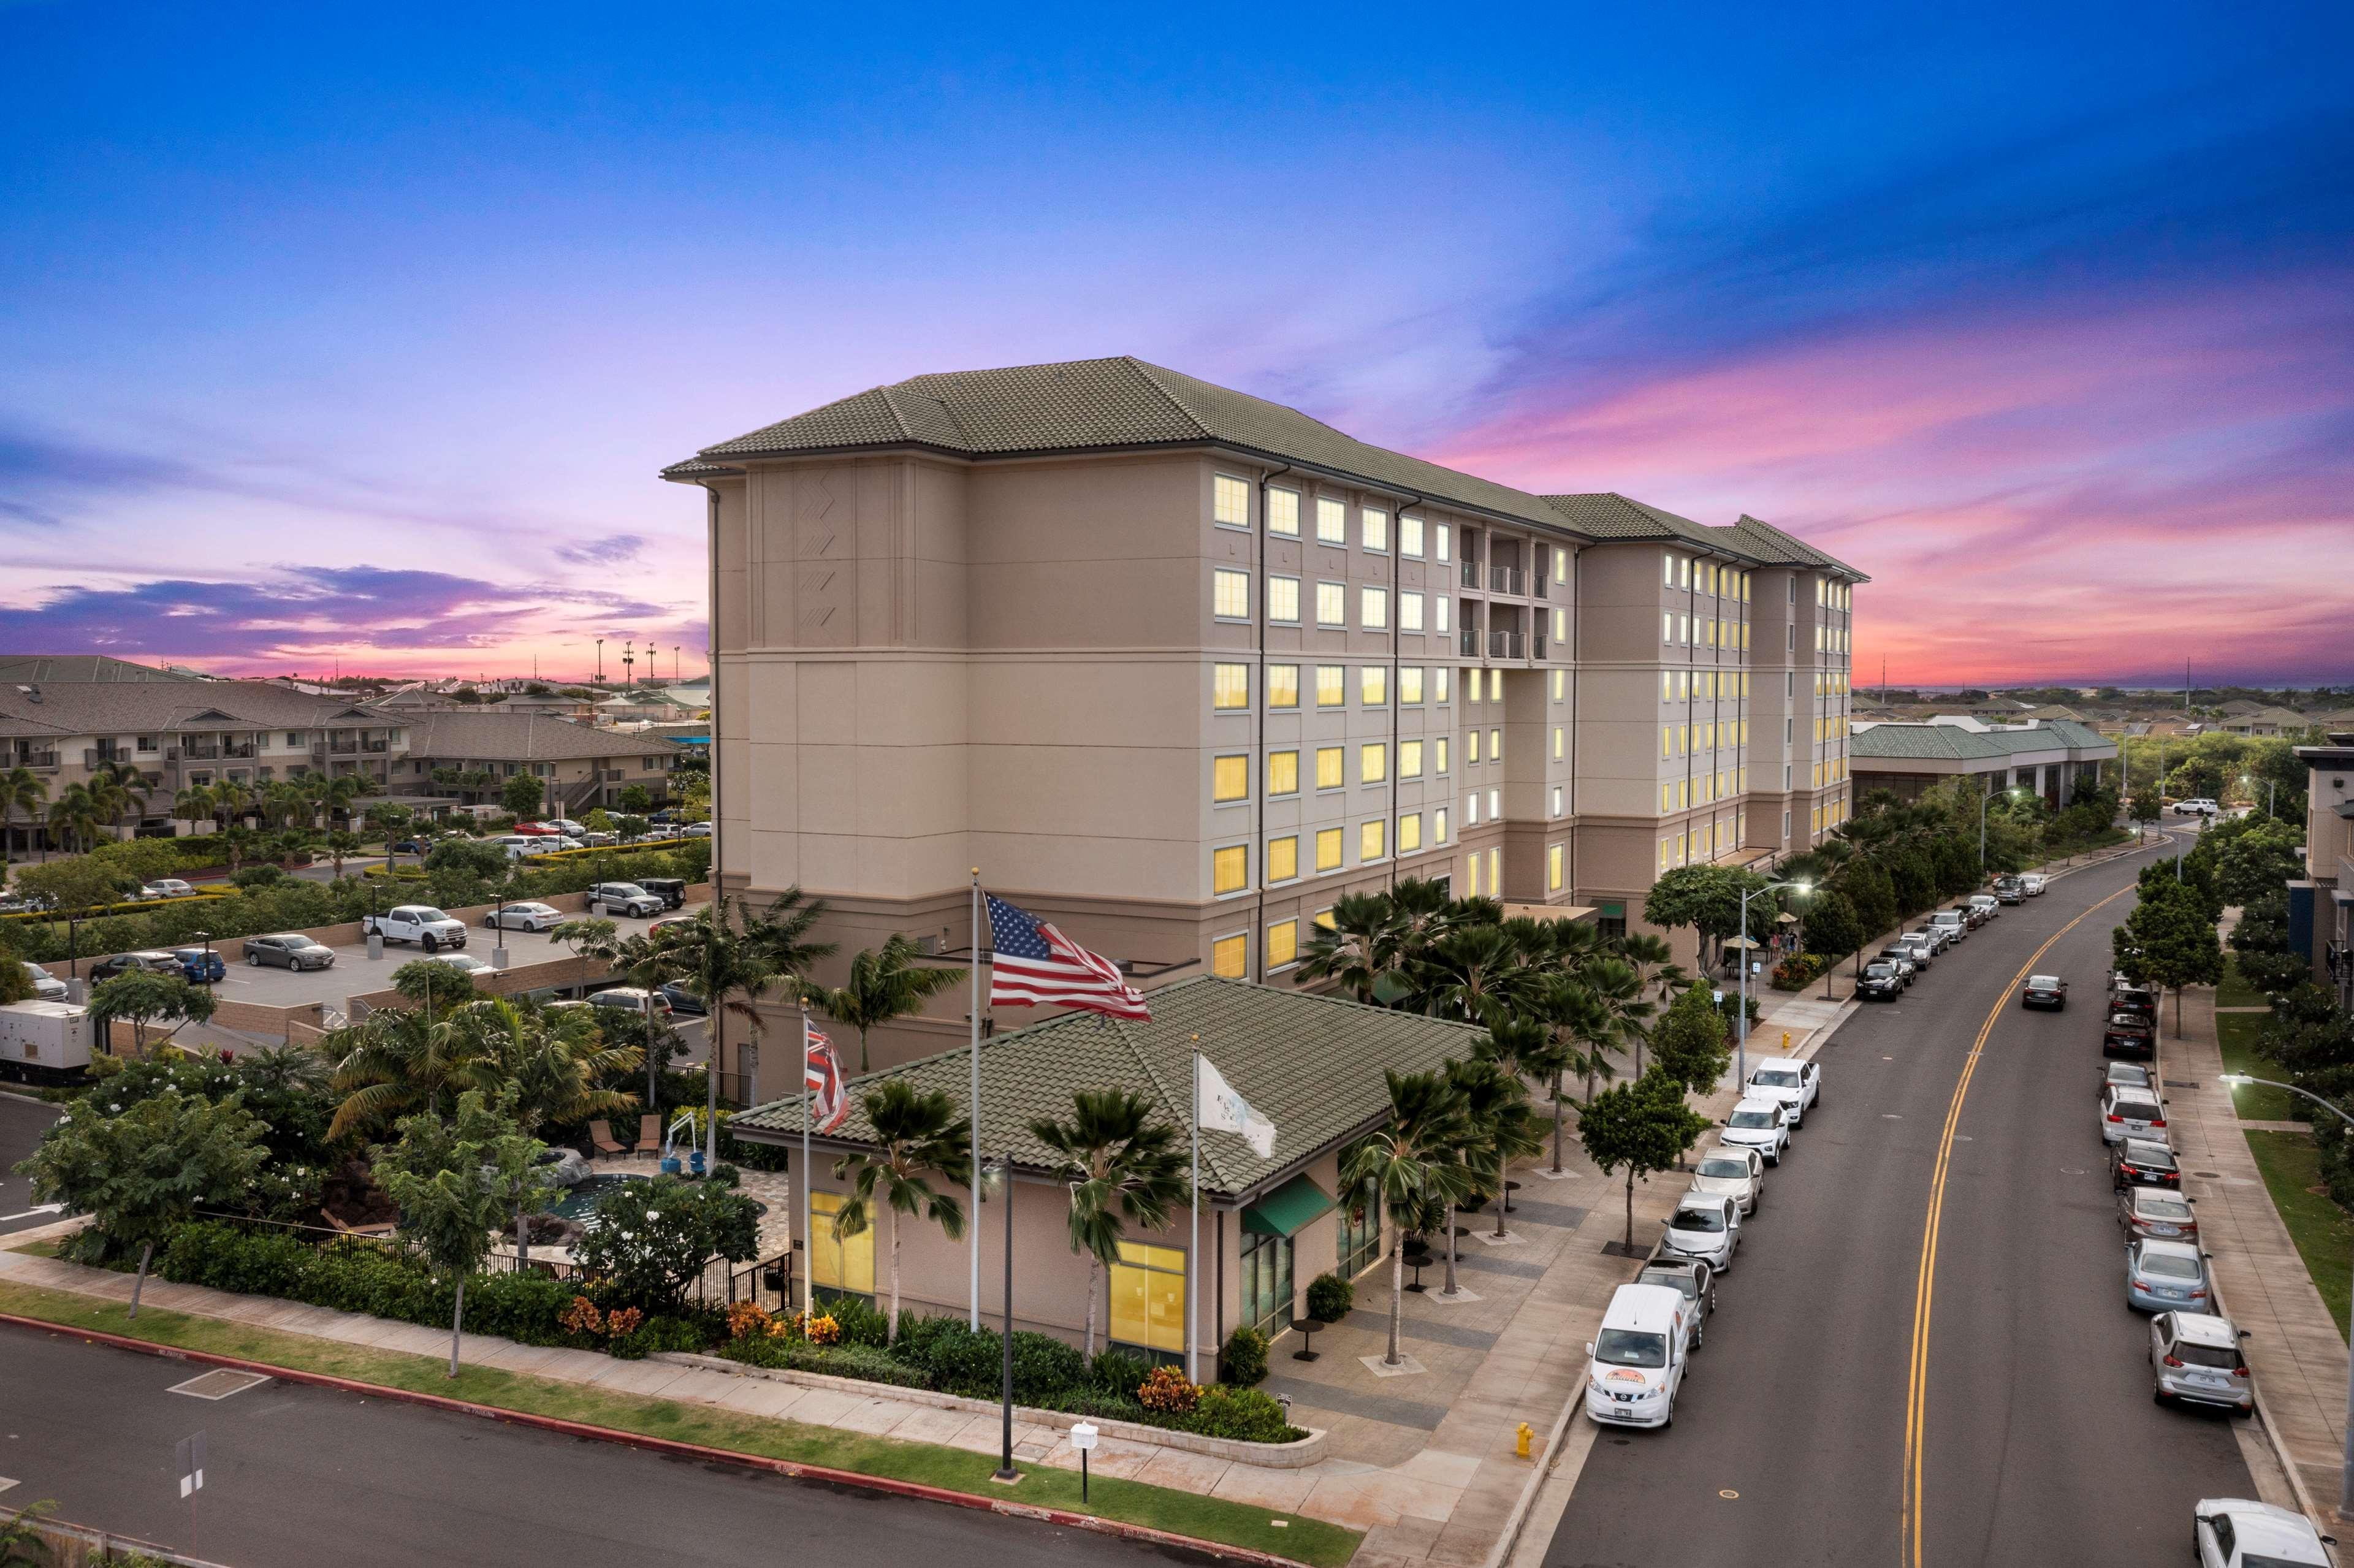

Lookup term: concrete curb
[0,1313,1314,1568]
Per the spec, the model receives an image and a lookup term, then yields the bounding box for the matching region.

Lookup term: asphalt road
[1544,836,2255,1567]
[0,1092,63,1234]
[0,1328,1173,1568]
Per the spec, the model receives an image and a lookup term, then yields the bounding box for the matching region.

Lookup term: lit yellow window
[1267,664,1298,709]
[1467,853,1482,896]
[1661,727,1672,759]
[1213,664,1249,710]
[1212,845,1247,894]
[1360,819,1386,860]
[1552,726,1564,760]
[1362,509,1389,552]
[1661,782,1673,813]
[1214,475,1250,526]
[1266,919,1298,969]
[1488,669,1502,702]
[1553,669,1566,701]
[1489,728,1501,761]
[1267,835,1298,881]
[1267,750,1298,796]
[1398,812,1422,853]
[1316,747,1344,790]
[1316,666,1346,707]
[1547,842,1564,891]
[1315,827,1343,871]
[1211,934,1247,978]
[1661,672,1674,702]
[809,1191,875,1296]
[1400,666,1424,704]
[1213,755,1249,803]
[1317,582,1346,626]
[1314,907,1337,930]
[1554,546,1569,584]
[1678,779,1689,809]
[1400,592,1423,632]
[1360,587,1388,628]
[1362,666,1387,706]
[1360,742,1387,783]
[1469,731,1483,764]
[1266,576,1300,623]
[1400,739,1423,777]
[1435,668,1451,702]
[1658,839,1672,872]
[1400,516,1424,557]
[1267,487,1300,536]
[1108,1241,1186,1354]
[1552,607,1567,642]
[1434,807,1449,842]
[1435,737,1450,773]
[1317,497,1347,544]
[1213,568,1249,619]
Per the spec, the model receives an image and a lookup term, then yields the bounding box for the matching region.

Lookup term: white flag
[1196,1053,1276,1158]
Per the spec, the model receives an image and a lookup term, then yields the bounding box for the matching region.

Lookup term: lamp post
[988,1154,1019,1483]
[195,929,211,978]
[2241,772,2276,820]
[2220,1074,2354,1519]
[1738,878,1811,1085]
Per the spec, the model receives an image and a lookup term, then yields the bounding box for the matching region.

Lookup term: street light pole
[2219,1074,2354,1520]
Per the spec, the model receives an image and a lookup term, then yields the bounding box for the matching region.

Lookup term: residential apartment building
[665,357,1864,1062]
[390,711,685,814]
[2291,732,2354,1010]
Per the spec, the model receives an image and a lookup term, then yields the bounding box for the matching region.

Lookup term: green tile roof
[733,974,1487,1201]
[1540,495,1869,580]
[1851,720,2116,763]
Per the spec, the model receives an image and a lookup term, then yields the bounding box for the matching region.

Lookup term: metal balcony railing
[1461,559,1480,588]
[1490,566,1523,595]
[329,739,359,755]
[1534,573,1550,599]
[18,750,59,770]
[1533,633,1548,661]
[1460,628,1481,658]
[1490,630,1523,660]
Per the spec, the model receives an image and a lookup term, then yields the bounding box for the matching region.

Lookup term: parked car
[2020,873,2048,896]
[655,980,706,1016]
[2101,1060,2155,1098]
[88,950,186,983]
[362,905,468,951]
[2127,1237,2210,1312]
[636,877,690,910]
[2108,980,2158,1020]
[1633,1257,1715,1350]
[2120,1187,2198,1244]
[2192,1498,2333,1566]
[420,953,495,976]
[2111,1137,2181,1190]
[2103,1010,2157,1060]
[1689,1144,1763,1215]
[648,914,699,938]
[18,962,67,1000]
[482,901,565,932]
[1718,1097,1791,1165]
[1992,875,2025,904]
[2150,1312,2250,1413]
[1928,911,1969,944]
[2173,797,2221,817]
[1661,1193,1742,1273]
[244,933,336,971]
[545,819,588,837]
[389,837,436,856]
[588,883,665,918]
[137,878,198,900]
[1967,894,2001,921]
[512,822,562,837]
[169,945,226,984]
[1745,1060,1821,1126]
[1957,901,1991,929]
[2102,1087,2168,1144]
[2021,974,2068,1010]
[1857,961,1906,1002]
[487,835,539,860]
[1894,934,1937,970]
[1875,946,1920,983]
[579,831,619,847]
[587,986,672,1018]
[679,823,712,838]
[1583,1283,1691,1429]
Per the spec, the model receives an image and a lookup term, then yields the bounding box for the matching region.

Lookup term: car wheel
[422,933,439,953]
[1767,1147,1783,1167]
[1692,1320,1704,1350]
[246,953,261,966]
[2152,1385,2168,1404]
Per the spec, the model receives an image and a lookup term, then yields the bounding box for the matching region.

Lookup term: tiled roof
[733,975,1488,1201]
[1851,720,2116,763]
[403,712,687,764]
[1716,515,1869,580]
[666,356,1589,534]
[0,679,397,740]
[1540,496,1870,580]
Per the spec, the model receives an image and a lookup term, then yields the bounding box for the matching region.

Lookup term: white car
[420,953,495,976]
[1967,893,2001,921]
[363,905,469,951]
[18,962,67,1000]
[679,822,712,837]
[1745,1060,1821,1128]
[138,878,197,899]
[1583,1283,1690,1430]
[482,901,565,932]
[1689,1144,1764,1215]
[2174,798,2222,818]
[1661,1193,1742,1273]
[2193,1498,2333,1566]
[546,818,588,837]
[2102,1085,2166,1144]
[2021,873,2048,896]
[1718,1097,1791,1165]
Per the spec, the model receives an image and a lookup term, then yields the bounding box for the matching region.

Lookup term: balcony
[1534,573,1549,599]
[362,739,389,753]
[220,741,256,759]
[16,750,59,771]
[1533,632,1548,661]
[1490,566,1524,596]
[1490,630,1524,660]
[1461,559,1481,589]
[1460,627,1482,658]
[329,739,359,755]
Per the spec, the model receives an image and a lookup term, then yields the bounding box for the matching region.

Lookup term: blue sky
[2,1,2348,684]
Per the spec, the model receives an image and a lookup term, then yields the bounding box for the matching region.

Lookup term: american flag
[802,1021,848,1133]
[985,893,1151,1021]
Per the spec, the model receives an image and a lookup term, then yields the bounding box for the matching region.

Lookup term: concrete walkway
[2165,983,2351,1523]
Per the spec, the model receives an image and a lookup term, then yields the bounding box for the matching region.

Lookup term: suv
[2153,1314,2251,1413]
[1992,875,2025,904]
[1857,961,1906,1001]
[1928,911,1968,944]
[2173,798,2221,818]
[588,883,665,918]
[1967,894,2001,921]
[1634,1257,1716,1350]
[635,877,689,910]
[169,945,226,984]
[362,905,468,951]
[1894,934,1936,970]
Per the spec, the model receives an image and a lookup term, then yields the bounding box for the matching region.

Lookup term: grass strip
[0,1279,1357,1567]
[2217,956,2269,1011]
[2243,1131,2352,1342]
[2217,1011,2296,1122]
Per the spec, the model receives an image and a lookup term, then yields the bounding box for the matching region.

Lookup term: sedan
[1857,961,1906,1002]
[1634,1257,1715,1351]
[1718,1098,1791,1166]
[2127,1238,2211,1312]
[2021,974,2068,1010]
[1895,934,1937,969]
[1968,894,2001,921]
[2021,873,2049,896]
[2151,1313,2250,1412]
[421,953,496,976]
[2103,1013,2158,1060]
[2193,1498,2333,1566]
[2112,1138,2181,1190]
[1661,1194,1741,1273]
[2120,1187,2198,1244]
[2101,1060,2155,1098]
[482,901,565,932]
[244,933,337,971]
[1689,1145,1764,1215]
[1746,1060,1821,1126]
[1875,946,1920,983]
[20,962,67,1000]
[656,980,706,1016]
[89,950,185,983]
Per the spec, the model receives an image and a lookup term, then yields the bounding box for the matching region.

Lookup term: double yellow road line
[1899,881,2142,1567]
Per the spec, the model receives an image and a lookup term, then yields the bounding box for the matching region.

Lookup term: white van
[1583,1282,1690,1429]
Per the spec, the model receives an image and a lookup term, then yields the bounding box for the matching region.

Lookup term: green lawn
[2244,1132,2353,1342]
[2218,1011,2297,1121]
[2217,956,2271,1010]
[0,1280,1358,1567]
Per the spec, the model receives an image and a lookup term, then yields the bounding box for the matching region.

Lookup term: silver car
[2101,1060,2154,1099]
[1634,1257,1715,1351]
[1689,1146,1764,1215]
[20,962,67,999]
[482,901,565,932]
[1661,1193,1741,1273]
[245,933,336,971]
[2151,1312,2250,1413]
[1895,933,1937,969]
[2126,1238,2211,1313]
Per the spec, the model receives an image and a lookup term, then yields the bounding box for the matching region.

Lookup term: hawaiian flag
[802,1020,849,1133]
[985,893,1151,1021]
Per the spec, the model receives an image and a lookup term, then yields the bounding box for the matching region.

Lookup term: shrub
[1304,1272,1352,1324]
[1186,1385,1298,1443]
[1220,1325,1269,1387]
[1088,1348,1152,1396]
[707,1162,741,1188]
[1137,1364,1200,1414]
[1010,1330,1087,1404]
[821,1293,890,1349]
[1043,1388,1149,1423]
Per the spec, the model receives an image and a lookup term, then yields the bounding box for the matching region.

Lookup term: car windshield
[1728,1109,1777,1128]
[415,909,452,923]
[1752,1069,1799,1087]
[1593,1328,1667,1368]
[1697,1159,1749,1179]
[1672,1208,1725,1233]
[2028,976,2059,988]
[2173,1342,2238,1369]
[606,885,648,898]
[2141,1253,2201,1280]
[285,937,322,950]
[1637,1269,1697,1299]
[2140,1197,2193,1220]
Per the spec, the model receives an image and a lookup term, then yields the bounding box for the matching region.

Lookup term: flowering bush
[787,1310,841,1345]
[726,1301,774,1340]
[1137,1365,1200,1414]
[559,1295,604,1338]
[573,1175,761,1311]
[1769,954,1827,991]
[604,1306,644,1338]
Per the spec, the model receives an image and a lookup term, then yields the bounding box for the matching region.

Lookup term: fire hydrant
[1516,1421,1533,1459]
[1780,1029,1791,1053]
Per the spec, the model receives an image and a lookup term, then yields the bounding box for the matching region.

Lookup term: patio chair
[588,1119,626,1158]
[325,1212,396,1239]
[638,1113,664,1160]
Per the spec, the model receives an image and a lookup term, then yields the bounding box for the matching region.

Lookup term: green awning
[1243,1174,1336,1238]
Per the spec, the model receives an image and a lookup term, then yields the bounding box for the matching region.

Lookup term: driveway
[0,1092,64,1234]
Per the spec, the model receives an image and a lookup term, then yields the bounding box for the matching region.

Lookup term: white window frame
[1267,574,1300,624]
[1213,474,1251,529]
[1267,487,1301,538]
[1316,497,1347,545]
[1213,568,1251,622]
[1316,581,1347,628]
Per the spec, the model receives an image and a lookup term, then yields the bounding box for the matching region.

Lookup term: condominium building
[665,357,1863,1064]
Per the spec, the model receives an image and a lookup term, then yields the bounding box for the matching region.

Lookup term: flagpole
[799,998,813,1318]
[969,869,983,1331]
[1188,1045,1201,1385]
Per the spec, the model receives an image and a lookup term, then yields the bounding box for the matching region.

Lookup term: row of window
[1812,795,1851,834]
[1812,757,1849,787]
[1213,734,1468,802]
[1815,672,1853,696]
[1815,579,1854,611]
[1658,812,1748,870]
[1813,715,1852,742]
[1214,475,1455,562]
[1211,809,1456,895]
[1661,670,1751,701]
[1210,662,1577,712]
[1662,612,1750,650]
[1660,768,1748,812]
[1815,624,1853,653]
[1663,555,1754,602]
[1214,569,1453,636]
[1661,720,1750,758]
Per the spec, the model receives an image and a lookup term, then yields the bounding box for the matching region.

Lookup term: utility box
[0,999,97,1083]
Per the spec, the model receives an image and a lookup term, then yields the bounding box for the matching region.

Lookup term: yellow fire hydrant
[1516,1421,1534,1459]
[1780,1029,1791,1053]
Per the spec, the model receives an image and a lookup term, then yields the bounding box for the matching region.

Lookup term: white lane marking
[0,1206,62,1224]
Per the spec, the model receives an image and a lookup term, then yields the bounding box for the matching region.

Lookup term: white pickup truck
[361,904,469,952]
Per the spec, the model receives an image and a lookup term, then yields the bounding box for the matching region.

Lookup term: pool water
[544,1173,768,1225]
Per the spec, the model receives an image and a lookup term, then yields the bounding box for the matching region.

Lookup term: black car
[2021,974,2068,1010]
[2112,1138,2180,1190]
[88,950,185,983]
[636,877,689,910]
[2103,1011,2158,1059]
[1857,962,1906,1002]
[656,980,707,1016]
[1634,1256,1715,1349]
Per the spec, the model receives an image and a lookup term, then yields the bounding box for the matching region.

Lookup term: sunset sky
[2,3,2347,688]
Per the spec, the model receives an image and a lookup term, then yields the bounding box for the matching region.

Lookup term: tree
[362,802,415,847]
[2208,816,2304,909]
[574,1173,762,1313]
[93,759,151,840]
[325,1004,472,1140]
[1449,1056,1544,1247]
[44,783,105,855]
[1027,1089,1187,1357]
[1800,890,1865,995]
[1533,975,1607,1172]
[1577,1069,1710,1252]
[0,959,34,1005]
[1419,923,1530,1026]
[809,934,962,1073]
[1297,891,1407,1004]
[427,837,511,880]
[322,829,364,879]
[1338,1070,1475,1368]
[831,1079,973,1342]
[87,971,218,1056]
[2113,880,2224,1031]
[1642,867,1768,976]
[16,1089,267,1317]
[1648,984,1731,1095]
[371,1089,553,1377]
[500,774,546,818]
[619,784,653,815]
[0,765,50,859]
[11,854,126,915]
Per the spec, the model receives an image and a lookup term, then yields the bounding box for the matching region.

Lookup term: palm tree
[0,766,49,862]
[322,829,364,879]
[44,783,104,856]
[326,1006,476,1140]
[218,824,256,873]
[1419,923,1534,1026]
[832,1079,972,1342]
[1452,1054,1545,1241]
[1533,974,1606,1173]
[1339,1070,1476,1368]
[236,1040,332,1094]
[1585,954,1655,1082]
[94,760,151,840]
[1026,1089,1186,1356]
[1296,891,1404,1003]
[210,779,253,834]
[809,934,961,1073]
[172,785,215,837]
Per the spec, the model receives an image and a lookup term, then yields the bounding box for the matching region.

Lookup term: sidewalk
[2165,984,2350,1522]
